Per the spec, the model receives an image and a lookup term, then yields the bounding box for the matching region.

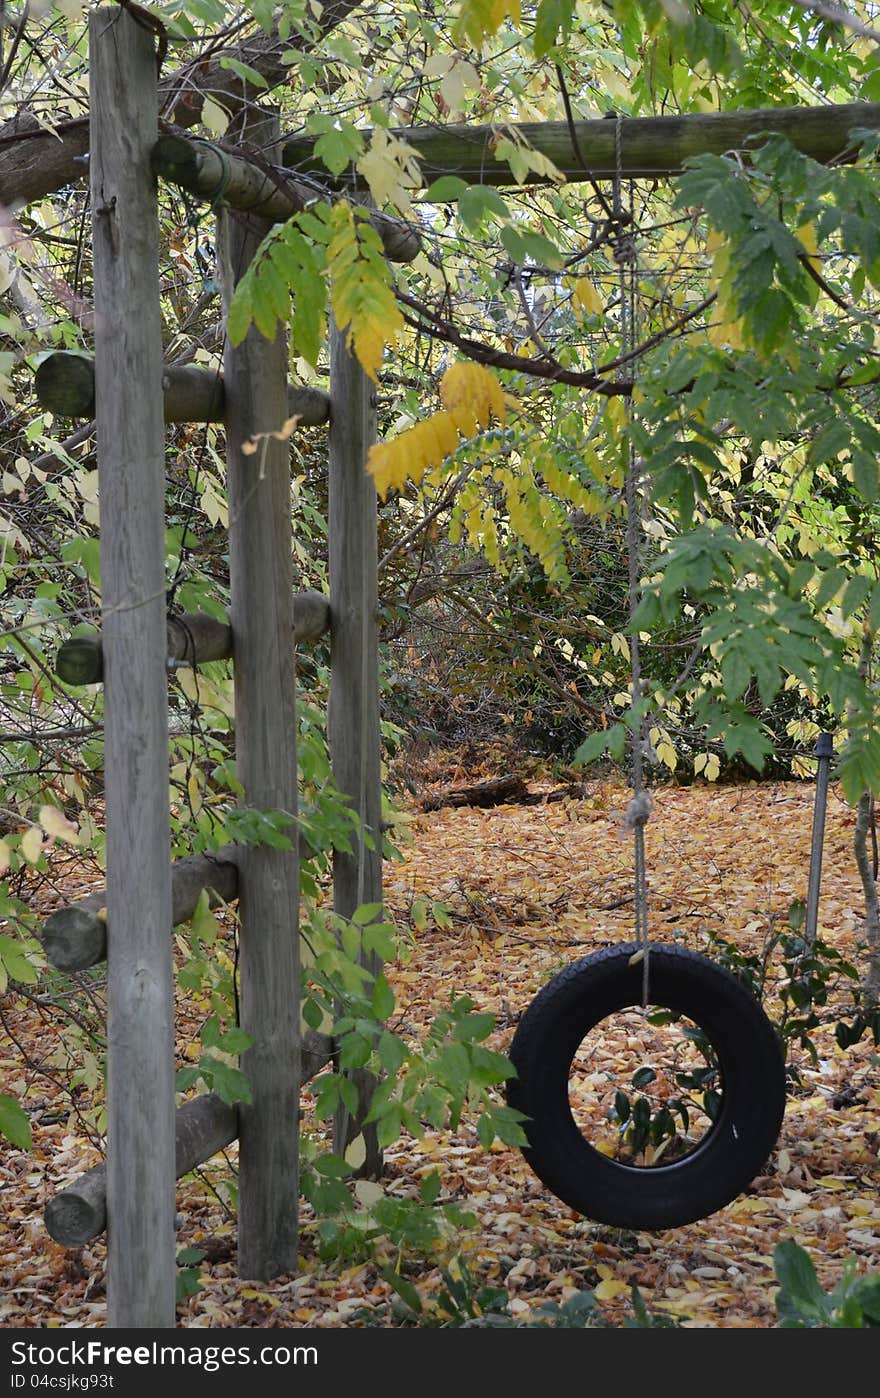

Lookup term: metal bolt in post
[804,732,834,949]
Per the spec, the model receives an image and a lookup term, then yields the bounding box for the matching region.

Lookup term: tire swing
[506,942,787,1230]
[506,133,786,1229]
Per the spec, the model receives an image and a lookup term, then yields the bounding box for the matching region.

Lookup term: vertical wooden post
[219,110,300,1280]
[90,7,175,1327]
[328,322,383,1176]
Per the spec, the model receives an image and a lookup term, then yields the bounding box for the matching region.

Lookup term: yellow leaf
[453,0,521,47]
[39,804,83,846]
[440,362,506,432]
[344,1133,367,1170]
[21,826,44,864]
[356,129,423,213]
[0,838,9,875]
[572,277,603,317]
[368,364,506,499]
[354,1179,384,1206]
[327,202,403,381]
[202,98,230,136]
[594,1278,630,1301]
[796,220,820,269]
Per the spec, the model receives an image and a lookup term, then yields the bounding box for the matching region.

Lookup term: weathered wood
[40,824,323,972]
[283,102,880,188]
[220,108,300,1282]
[35,350,331,426]
[160,0,363,131]
[0,2,361,207]
[152,132,421,264]
[41,845,240,972]
[44,1033,333,1247]
[328,321,383,1177]
[421,776,589,811]
[54,592,329,685]
[422,774,528,811]
[90,7,175,1328]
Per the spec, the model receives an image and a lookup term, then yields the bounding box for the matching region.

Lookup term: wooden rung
[34,351,331,426]
[44,1042,332,1248]
[55,592,330,685]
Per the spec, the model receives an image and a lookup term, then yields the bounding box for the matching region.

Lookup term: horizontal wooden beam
[40,821,320,974]
[55,592,330,686]
[34,351,330,427]
[151,133,421,263]
[282,101,880,188]
[41,845,241,971]
[44,1044,333,1247]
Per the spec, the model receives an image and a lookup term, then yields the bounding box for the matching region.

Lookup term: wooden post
[89,7,175,1328]
[328,321,383,1176]
[219,109,300,1280]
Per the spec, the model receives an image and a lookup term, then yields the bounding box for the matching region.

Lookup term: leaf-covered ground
[2,759,878,1328]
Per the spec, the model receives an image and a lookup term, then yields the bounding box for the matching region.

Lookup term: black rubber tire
[506,943,786,1230]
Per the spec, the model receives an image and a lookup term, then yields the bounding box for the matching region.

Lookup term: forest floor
[2,747,879,1329]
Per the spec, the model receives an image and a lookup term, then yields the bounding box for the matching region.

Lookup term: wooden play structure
[29,7,878,1329]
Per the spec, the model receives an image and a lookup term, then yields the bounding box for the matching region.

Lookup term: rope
[613,114,652,1006]
[196,139,234,208]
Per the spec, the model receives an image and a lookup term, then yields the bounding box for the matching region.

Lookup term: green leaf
[422,176,468,202]
[302,996,325,1030]
[533,0,575,58]
[380,1265,423,1315]
[420,1170,441,1204]
[377,1031,407,1074]
[338,1031,372,1069]
[314,1152,353,1178]
[774,1240,828,1322]
[452,1011,495,1042]
[573,725,625,766]
[372,972,395,1020]
[363,923,397,960]
[314,124,364,177]
[0,936,39,985]
[204,1059,253,1106]
[219,1027,253,1055]
[499,225,564,270]
[0,1093,31,1150]
[353,902,384,925]
[438,1041,471,1095]
[226,283,253,346]
[852,450,879,502]
[808,419,851,466]
[218,56,269,88]
[458,186,511,231]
